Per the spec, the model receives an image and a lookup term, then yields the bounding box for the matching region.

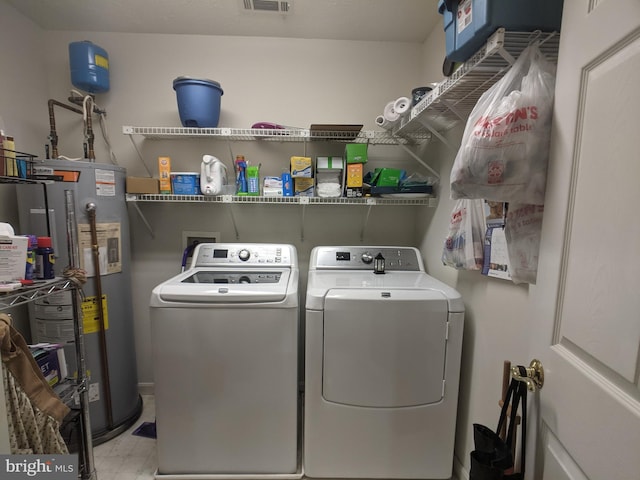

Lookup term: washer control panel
[312,246,423,271]
[192,243,295,267]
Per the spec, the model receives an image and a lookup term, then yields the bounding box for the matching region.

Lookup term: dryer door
[322,288,448,407]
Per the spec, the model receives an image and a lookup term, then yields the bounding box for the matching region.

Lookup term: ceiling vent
[242,0,292,13]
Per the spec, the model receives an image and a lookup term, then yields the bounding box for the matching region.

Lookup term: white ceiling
[6,0,442,43]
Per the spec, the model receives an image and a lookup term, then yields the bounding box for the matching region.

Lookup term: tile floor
[92,394,157,480]
[90,395,460,480]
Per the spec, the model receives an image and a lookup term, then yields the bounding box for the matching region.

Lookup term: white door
[529,0,640,479]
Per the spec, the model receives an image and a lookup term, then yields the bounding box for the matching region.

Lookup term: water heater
[17,159,141,444]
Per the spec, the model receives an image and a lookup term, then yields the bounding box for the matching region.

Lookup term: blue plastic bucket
[173,77,224,128]
[69,41,110,93]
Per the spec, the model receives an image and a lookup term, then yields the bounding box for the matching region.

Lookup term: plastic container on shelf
[173,77,224,128]
[35,236,55,280]
[437,0,564,63]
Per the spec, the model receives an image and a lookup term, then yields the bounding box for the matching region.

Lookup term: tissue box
[316,157,344,198]
[345,144,368,164]
[291,156,313,177]
[263,176,284,197]
[0,232,28,282]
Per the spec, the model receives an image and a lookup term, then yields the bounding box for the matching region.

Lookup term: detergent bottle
[235,155,248,195]
[200,155,226,195]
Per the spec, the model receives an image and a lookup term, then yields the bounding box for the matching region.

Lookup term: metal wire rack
[397,29,560,137]
[0,279,76,310]
[126,193,436,206]
[122,126,431,145]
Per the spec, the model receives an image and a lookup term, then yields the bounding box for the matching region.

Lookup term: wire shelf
[1,147,39,180]
[0,278,77,310]
[122,126,431,145]
[126,193,436,206]
[398,29,560,135]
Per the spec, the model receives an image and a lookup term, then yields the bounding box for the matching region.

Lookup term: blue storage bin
[173,77,224,128]
[438,0,564,63]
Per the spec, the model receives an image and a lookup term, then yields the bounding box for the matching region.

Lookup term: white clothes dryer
[304,246,464,479]
[150,243,300,478]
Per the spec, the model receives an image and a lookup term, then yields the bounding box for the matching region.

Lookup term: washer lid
[153,268,292,303]
[322,288,448,407]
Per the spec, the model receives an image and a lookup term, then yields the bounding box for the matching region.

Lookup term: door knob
[511,359,544,391]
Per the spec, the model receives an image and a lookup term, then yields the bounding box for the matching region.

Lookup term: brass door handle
[511,359,544,391]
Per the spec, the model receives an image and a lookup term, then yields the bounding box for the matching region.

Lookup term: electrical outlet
[182,231,221,251]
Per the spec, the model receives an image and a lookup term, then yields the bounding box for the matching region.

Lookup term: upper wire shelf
[126,193,437,207]
[122,126,431,146]
[397,29,560,135]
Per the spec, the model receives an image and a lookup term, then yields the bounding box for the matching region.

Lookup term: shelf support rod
[360,204,373,241]
[226,203,240,240]
[440,98,467,121]
[415,118,456,153]
[130,201,155,238]
[394,141,441,180]
[300,202,307,241]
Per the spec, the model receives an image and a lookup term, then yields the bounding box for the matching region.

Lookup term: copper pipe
[86,202,114,429]
[48,99,82,159]
[84,97,95,161]
[47,98,98,161]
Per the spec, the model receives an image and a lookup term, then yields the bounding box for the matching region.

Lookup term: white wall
[0,2,541,478]
[418,22,534,479]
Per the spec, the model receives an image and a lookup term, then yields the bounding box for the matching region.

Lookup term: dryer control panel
[311,246,424,271]
[191,243,296,267]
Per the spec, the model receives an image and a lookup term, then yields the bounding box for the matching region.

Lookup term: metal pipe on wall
[85,202,114,430]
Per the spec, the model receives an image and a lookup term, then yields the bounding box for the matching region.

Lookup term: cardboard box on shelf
[345,163,363,198]
[0,223,28,282]
[345,143,368,164]
[316,156,344,198]
[29,343,67,387]
[294,177,315,197]
[290,156,313,177]
[126,177,160,194]
[158,156,172,194]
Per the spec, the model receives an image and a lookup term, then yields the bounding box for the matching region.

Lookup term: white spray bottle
[200,155,227,195]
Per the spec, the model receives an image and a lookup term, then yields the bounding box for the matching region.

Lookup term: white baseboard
[138,382,155,396]
[453,454,469,480]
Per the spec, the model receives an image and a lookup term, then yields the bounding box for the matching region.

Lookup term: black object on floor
[132,421,156,439]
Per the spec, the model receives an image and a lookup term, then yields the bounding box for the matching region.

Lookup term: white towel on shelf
[317,182,342,198]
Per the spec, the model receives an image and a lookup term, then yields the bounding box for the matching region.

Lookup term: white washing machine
[304,246,464,479]
[150,243,301,479]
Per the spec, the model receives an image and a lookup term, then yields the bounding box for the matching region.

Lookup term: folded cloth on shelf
[0,313,70,454]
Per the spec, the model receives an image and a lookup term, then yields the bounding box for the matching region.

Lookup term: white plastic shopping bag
[442,198,486,270]
[450,44,556,205]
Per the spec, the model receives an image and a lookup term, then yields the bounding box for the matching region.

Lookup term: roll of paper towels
[394,96,412,117]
